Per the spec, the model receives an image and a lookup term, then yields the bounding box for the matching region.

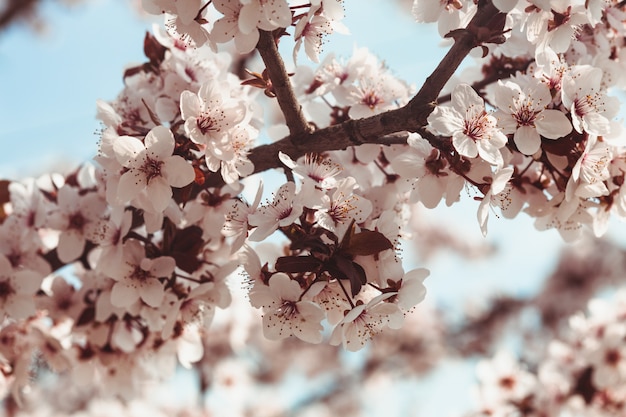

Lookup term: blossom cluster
[3,0,626,410]
[142,0,347,62]
[466,289,626,417]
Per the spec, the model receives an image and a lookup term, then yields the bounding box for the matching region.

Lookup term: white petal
[514,126,541,155]
[140,279,165,307]
[113,136,146,167]
[110,282,140,308]
[163,156,195,187]
[145,126,175,159]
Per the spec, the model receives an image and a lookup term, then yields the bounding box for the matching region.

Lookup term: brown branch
[256,30,313,137]
[0,0,38,30]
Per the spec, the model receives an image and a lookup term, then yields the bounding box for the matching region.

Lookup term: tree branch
[0,0,38,30]
[256,29,313,137]
[209,1,503,187]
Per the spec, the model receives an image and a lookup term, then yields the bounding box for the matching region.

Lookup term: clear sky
[1,1,623,415]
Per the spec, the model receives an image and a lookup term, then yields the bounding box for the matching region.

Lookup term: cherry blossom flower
[247,182,303,241]
[293,0,347,63]
[47,185,106,263]
[428,84,507,166]
[279,151,342,190]
[391,132,465,208]
[566,135,611,200]
[113,125,195,213]
[330,293,403,352]
[179,80,247,170]
[0,254,43,320]
[475,351,537,409]
[586,322,626,389]
[396,267,429,311]
[142,0,209,46]
[314,177,372,237]
[493,78,572,155]
[477,167,515,236]
[239,0,292,33]
[561,65,619,136]
[223,182,263,252]
[249,273,325,343]
[108,239,175,308]
[212,0,261,54]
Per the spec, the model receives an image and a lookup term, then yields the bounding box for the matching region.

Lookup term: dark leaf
[75,306,96,326]
[275,256,322,274]
[329,255,366,297]
[167,225,205,273]
[143,31,167,66]
[343,229,393,257]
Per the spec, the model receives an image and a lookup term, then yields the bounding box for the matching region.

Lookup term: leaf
[143,31,167,66]
[342,230,393,257]
[328,255,366,297]
[275,256,322,274]
[166,225,205,274]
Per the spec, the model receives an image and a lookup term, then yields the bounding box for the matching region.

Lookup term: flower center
[463,113,491,141]
[141,157,164,183]
[574,93,600,117]
[514,103,537,127]
[276,300,297,319]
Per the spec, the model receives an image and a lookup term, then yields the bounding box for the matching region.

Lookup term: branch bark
[256,29,313,137]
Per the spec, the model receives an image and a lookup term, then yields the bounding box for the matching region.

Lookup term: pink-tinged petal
[111,282,139,308]
[238,3,260,34]
[477,141,504,166]
[293,306,324,343]
[427,106,463,136]
[162,156,195,187]
[269,273,300,302]
[145,126,175,159]
[535,110,572,139]
[343,321,368,352]
[262,313,288,340]
[234,29,260,54]
[452,134,478,158]
[57,231,85,263]
[57,185,80,212]
[493,81,519,114]
[5,294,35,320]
[117,170,147,203]
[180,90,201,120]
[0,255,11,272]
[264,0,292,28]
[176,0,202,25]
[452,84,483,113]
[494,111,518,134]
[583,113,611,136]
[514,126,541,155]
[110,282,140,308]
[139,279,165,307]
[212,16,238,43]
[417,175,445,209]
[113,136,146,167]
[12,270,43,294]
[146,256,176,277]
[145,177,172,213]
[177,329,204,368]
